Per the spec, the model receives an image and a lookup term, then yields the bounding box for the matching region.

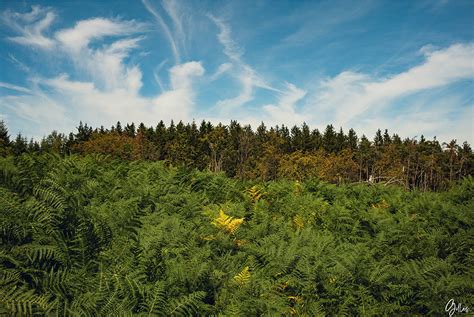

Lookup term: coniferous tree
[310,128,323,151]
[383,129,392,145]
[0,120,10,156]
[12,133,28,156]
[323,124,337,153]
[76,121,93,142]
[392,133,402,145]
[335,127,346,152]
[124,123,136,138]
[374,129,383,147]
[347,128,358,151]
[116,121,123,134]
[290,125,302,152]
[278,125,292,153]
[301,122,311,152]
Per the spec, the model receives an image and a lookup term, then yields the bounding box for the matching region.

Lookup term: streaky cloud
[0,82,32,94]
[2,5,56,49]
[142,0,181,64]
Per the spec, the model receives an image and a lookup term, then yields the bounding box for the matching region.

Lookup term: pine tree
[12,133,28,156]
[290,125,302,151]
[76,121,92,142]
[301,122,311,152]
[310,128,322,151]
[323,124,337,153]
[335,127,346,152]
[0,120,10,156]
[383,129,392,145]
[374,129,383,147]
[347,128,358,151]
[116,121,123,134]
[124,123,136,138]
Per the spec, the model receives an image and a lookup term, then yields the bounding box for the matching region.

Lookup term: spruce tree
[323,124,337,153]
[0,120,10,156]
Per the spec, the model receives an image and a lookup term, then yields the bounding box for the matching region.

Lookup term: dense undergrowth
[0,153,472,316]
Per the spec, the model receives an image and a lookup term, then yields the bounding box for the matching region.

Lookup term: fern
[168,291,206,316]
[212,209,244,235]
[244,185,266,203]
[233,266,251,287]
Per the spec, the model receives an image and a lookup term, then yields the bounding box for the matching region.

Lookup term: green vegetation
[1,120,473,191]
[1,153,472,316]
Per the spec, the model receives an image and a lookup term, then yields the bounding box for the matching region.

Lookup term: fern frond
[244,185,266,203]
[233,266,251,287]
[0,285,53,315]
[212,209,244,235]
[168,291,205,316]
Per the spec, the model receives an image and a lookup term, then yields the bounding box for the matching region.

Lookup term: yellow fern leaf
[245,185,266,203]
[372,198,389,209]
[288,295,303,303]
[201,235,216,241]
[234,239,247,247]
[212,209,244,234]
[293,215,304,229]
[294,181,302,194]
[233,266,250,286]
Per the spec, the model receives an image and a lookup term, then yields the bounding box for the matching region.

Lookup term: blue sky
[0,0,473,143]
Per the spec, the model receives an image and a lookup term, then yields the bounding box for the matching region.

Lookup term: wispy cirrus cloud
[263,82,307,126]
[55,18,145,52]
[208,15,278,113]
[302,43,474,142]
[209,63,233,81]
[310,43,474,125]
[1,2,472,144]
[282,0,375,45]
[142,0,182,64]
[161,0,187,57]
[208,14,243,62]
[0,5,204,138]
[2,5,56,49]
[0,82,32,94]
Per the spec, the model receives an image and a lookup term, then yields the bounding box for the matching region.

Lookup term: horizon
[0,0,473,143]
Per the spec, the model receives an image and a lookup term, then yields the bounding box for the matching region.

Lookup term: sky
[0,0,473,143]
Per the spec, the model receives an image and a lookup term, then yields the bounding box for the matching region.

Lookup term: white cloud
[208,14,243,62]
[2,5,472,144]
[2,5,56,49]
[153,59,169,92]
[1,6,205,138]
[143,0,181,64]
[7,54,31,73]
[309,43,474,129]
[0,82,32,94]
[54,18,147,92]
[209,15,277,113]
[0,92,72,138]
[348,94,473,143]
[282,0,375,46]
[55,18,145,52]
[162,0,187,56]
[263,82,307,126]
[210,63,233,81]
[0,60,204,138]
[169,61,204,89]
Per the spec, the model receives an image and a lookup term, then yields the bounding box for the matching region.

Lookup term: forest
[1,120,473,191]
[0,120,473,315]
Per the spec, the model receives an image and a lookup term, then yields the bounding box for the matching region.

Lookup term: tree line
[1,120,472,190]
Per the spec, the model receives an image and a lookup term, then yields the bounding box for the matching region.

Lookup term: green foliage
[0,154,472,315]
